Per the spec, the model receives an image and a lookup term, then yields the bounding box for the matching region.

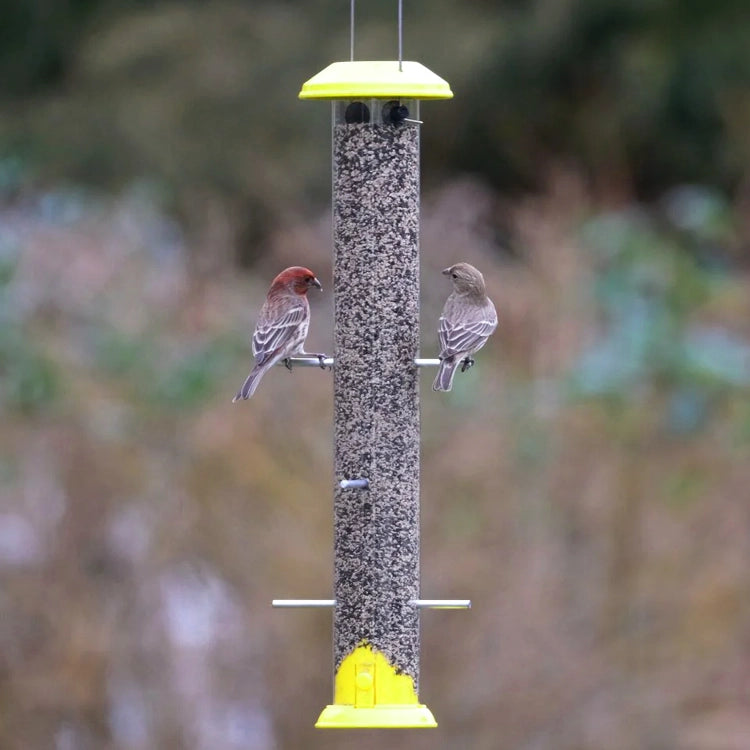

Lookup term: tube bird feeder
[293,58,457,730]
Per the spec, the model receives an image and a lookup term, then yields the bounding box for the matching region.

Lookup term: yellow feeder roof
[299,60,453,100]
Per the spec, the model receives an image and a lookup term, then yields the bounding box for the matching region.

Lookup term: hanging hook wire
[398,0,403,71]
[350,0,355,61]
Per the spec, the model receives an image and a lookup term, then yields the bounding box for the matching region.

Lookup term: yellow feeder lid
[299,60,453,100]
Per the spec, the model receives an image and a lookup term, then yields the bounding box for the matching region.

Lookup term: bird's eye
[451,273,458,279]
[305,275,313,282]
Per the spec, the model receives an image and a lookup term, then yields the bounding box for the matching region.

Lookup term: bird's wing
[252,302,307,365]
[438,296,498,357]
[438,315,497,357]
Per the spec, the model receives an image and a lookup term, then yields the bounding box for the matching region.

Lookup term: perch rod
[277,357,441,368]
[272,599,471,609]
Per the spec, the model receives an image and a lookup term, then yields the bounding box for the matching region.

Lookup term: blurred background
[2,1,750,748]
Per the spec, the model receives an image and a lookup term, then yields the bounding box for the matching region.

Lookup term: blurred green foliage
[91,325,240,409]
[450,0,750,195]
[0,331,59,413]
[571,188,749,432]
[0,232,59,413]
[2,0,750,258]
[2,3,750,749]
[148,337,241,408]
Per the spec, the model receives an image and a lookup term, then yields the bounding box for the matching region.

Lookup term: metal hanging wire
[398,0,403,71]
[350,1,404,69]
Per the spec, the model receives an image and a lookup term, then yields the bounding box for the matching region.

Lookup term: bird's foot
[306,353,331,370]
[460,357,475,373]
[283,358,293,372]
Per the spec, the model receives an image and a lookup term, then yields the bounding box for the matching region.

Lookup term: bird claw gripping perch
[283,358,294,372]
[317,354,330,370]
[460,357,475,373]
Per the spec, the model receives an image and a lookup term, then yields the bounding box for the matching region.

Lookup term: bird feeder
[272,8,469,731]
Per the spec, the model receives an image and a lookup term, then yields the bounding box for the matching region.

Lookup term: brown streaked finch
[433,262,498,392]
[233,266,328,401]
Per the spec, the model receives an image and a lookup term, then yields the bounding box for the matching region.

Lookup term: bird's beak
[311,276,322,291]
[442,267,452,276]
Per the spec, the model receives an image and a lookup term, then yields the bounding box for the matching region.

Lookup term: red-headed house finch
[233,266,328,401]
[433,262,498,392]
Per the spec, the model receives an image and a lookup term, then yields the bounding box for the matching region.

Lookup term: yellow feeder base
[315,644,437,729]
[316,704,437,729]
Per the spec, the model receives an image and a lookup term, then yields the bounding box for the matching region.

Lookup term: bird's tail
[232,363,270,401]
[432,357,459,392]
